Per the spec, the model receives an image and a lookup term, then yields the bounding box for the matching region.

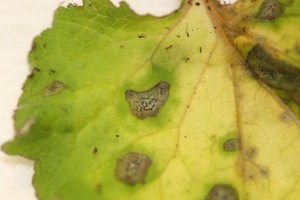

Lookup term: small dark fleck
[199,46,202,53]
[28,73,35,79]
[115,134,120,138]
[280,112,291,122]
[164,26,170,30]
[115,152,152,185]
[165,45,173,50]
[188,0,193,5]
[184,57,190,62]
[207,6,211,11]
[120,45,124,48]
[43,43,47,48]
[186,30,190,37]
[242,27,246,33]
[224,139,240,152]
[138,35,146,38]
[176,35,181,38]
[49,69,56,75]
[33,67,41,73]
[93,147,98,154]
[186,23,190,37]
[195,2,201,6]
[205,184,239,200]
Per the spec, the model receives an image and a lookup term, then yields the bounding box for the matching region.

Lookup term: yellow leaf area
[217,0,300,66]
[84,1,300,199]
[3,0,300,200]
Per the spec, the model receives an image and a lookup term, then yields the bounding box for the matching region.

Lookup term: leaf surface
[3,0,300,199]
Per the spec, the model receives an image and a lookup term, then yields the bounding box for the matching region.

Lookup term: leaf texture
[3,0,300,199]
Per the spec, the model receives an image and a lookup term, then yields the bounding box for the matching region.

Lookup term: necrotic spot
[44,81,66,97]
[224,139,240,152]
[257,0,284,20]
[125,81,170,119]
[247,45,300,105]
[205,184,239,200]
[247,45,283,86]
[115,152,152,185]
[244,147,257,160]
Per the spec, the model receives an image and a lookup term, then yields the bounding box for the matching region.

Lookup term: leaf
[2,0,300,199]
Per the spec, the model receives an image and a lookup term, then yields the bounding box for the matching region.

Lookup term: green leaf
[3,0,300,199]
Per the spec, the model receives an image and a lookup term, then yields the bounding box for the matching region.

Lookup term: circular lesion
[205,184,239,200]
[115,152,152,185]
[224,138,240,152]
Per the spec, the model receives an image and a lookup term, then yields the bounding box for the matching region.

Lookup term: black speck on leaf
[49,69,56,75]
[93,147,98,154]
[165,45,173,50]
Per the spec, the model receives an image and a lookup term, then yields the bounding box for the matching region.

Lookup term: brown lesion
[125,81,170,119]
[205,184,239,200]
[224,138,240,151]
[243,147,270,180]
[115,152,152,185]
[256,0,284,21]
[244,147,258,160]
[247,45,300,106]
[44,81,66,97]
[244,162,270,181]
